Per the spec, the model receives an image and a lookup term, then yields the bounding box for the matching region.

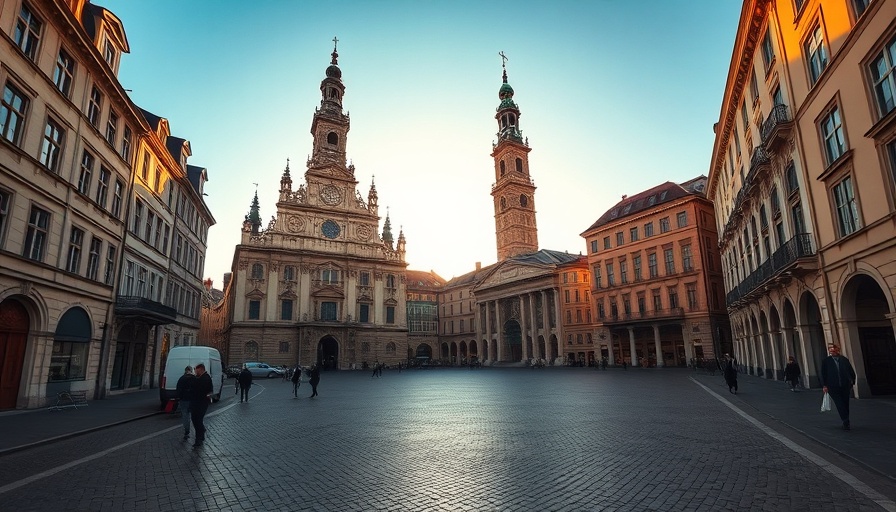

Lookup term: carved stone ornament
[287,215,305,233]
[238,259,249,270]
[356,224,372,240]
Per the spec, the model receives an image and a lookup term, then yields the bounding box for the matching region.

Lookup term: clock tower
[491,54,538,261]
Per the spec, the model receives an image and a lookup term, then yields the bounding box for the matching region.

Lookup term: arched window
[251,263,264,279]
[386,274,396,288]
[499,161,505,176]
[770,186,781,215]
[327,132,338,145]
[283,265,295,281]
[361,342,370,354]
[515,158,523,173]
[386,342,396,353]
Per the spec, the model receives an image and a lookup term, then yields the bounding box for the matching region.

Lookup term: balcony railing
[115,296,177,325]
[601,307,685,325]
[760,104,792,147]
[726,233,815,305]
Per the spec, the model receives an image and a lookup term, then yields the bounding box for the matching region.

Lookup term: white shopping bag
[820,393,832,412]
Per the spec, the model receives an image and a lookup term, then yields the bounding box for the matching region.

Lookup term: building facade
[405,269,445,363]
[0,0,213,408]
[582,178,730,367]
[219,43,409,370]
[708,0,896,396]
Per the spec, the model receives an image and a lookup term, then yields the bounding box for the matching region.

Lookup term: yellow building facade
[708,0,896,396]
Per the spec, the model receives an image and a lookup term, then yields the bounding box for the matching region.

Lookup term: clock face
[321,220,340,239]
[320,185,342,205]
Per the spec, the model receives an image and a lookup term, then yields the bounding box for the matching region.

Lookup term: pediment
[311,287,345,300]
[245,289,265,300]
[475,261,553,291]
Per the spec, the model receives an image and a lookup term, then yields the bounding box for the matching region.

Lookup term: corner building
[708,0,896,396]
[218,44,409,370]
[582,178,730,367]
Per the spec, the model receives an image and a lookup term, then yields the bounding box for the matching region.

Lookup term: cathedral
[213,42,409,369]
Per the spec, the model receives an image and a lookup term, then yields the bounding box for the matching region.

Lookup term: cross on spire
[331,36,339,65]
[499,51,508,83]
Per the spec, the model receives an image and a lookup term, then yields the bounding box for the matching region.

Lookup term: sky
[99,0,742,284]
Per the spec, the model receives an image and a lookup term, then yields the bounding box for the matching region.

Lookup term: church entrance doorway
[317,336,339,370]
[503,320,522,361]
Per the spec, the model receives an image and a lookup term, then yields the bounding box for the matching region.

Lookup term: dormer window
[327,132,338,145]
[103,39,117,69]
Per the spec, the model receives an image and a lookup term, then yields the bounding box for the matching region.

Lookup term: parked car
[224,365,242,378]
[244,362,285,378]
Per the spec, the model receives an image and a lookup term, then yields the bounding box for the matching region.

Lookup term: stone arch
[799,290,826,387]
[503,319,522,361]
[839,273,895,396]
[767,304,784,380]
[317,335,339,370]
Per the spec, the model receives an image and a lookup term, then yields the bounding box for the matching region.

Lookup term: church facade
[215,43,409,370]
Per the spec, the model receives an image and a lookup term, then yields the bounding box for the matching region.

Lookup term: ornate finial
[331,36,339,65]
[284,158,290,176]
[499,51,508,83]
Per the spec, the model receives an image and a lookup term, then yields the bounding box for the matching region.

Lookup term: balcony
[601,307,685,326]
[726,233,816,305]
[760,104,793,150]
[115,296,177,325]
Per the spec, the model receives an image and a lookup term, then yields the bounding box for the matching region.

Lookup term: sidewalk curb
[693,373,896,484]
[0,411,163,457]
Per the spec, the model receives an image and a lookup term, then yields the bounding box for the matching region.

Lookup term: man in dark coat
[722,354,738,394]
[175,365,195,441]
[238,365,253,403]
[191,363,214,448]
[820,344,856,430]
[309,365,320,398]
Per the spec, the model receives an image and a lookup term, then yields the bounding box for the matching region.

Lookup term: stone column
[628,327,637,367]
[653,324,663,368]
[519,295,529,362]
[485,301,493,363]
[495,300,503,362]
[552,289,562,363]
[529,292,539,359]
[541,290,551,361]
[607,335,615,366]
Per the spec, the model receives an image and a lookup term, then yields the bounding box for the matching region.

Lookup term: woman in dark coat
[309,365,320,398]
[723,354,738,394]
[784,356,801,391]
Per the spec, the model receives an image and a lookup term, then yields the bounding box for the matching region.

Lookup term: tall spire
[496,51,522,142]
[382,207,393,249]
[279,158,292,195]
[245,189,261,235]
[367,175,378,214]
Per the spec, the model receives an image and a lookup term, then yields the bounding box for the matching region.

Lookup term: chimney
[475,262,481,271]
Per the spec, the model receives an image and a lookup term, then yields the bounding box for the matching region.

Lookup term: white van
[160,346,224,407]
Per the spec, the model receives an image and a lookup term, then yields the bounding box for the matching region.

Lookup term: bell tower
[491,52,538,261]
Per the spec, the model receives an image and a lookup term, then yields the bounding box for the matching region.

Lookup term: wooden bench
[49,390,88,410]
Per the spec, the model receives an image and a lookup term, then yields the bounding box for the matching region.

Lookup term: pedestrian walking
[291,365,301,398]
[238,364,253,403]
[820,344,856,430]
[191,363,213,448]
[723,354,738,394]
[372,360,379,378]
[309,365,320,398]
[784,356,801,392]
[175,365,195,441]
